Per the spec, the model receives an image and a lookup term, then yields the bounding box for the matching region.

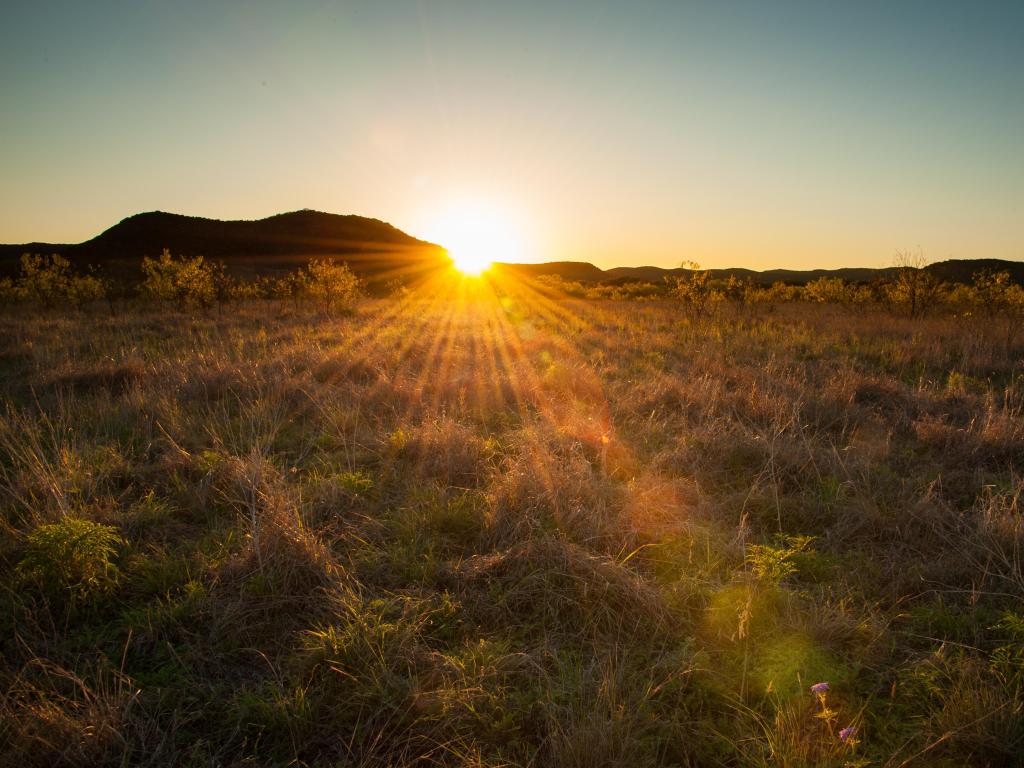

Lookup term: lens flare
[423,201,527,276]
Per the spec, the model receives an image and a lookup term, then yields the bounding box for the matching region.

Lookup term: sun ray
[421,201,527,276]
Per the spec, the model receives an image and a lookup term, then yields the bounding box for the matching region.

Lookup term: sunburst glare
[422,201,527,276]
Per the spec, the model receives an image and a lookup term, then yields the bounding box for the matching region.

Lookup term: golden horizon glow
[450,250,492,276]
[421,201,528,276]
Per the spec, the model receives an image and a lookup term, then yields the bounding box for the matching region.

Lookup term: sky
[1,0,1022,270]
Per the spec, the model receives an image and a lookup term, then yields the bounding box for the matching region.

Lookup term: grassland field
[1,276,1022,766]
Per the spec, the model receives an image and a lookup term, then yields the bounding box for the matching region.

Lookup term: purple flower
[810,682,830,695]
[839,726,858,741]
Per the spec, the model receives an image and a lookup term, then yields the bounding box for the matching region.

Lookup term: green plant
[17,517,124,603]
[670,260,720,319]
[335,470,374,495]
[66,267,107,305]
[10,253,107,309]
[0,275,16,303]
[802,276,869,306]
[302,257,361,314]
[971,269,1017,318]
[885,251,943,319]
[210,259,237,310]
[140,249,216,308]
[990,611,1024,696]
[16,253,73,307]
[746,534,815,584]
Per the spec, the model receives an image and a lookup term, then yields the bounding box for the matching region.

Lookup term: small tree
[0,276,15,305]
[722,274,751,303]
[12,253,107,309]
[17,253,72,308]
[140,249,216,309]
[210,260,237,313]
[302,258,361,314]
[969,269,1024,355]
[385,277,411,299]
[249,274,280,300]
[66,267,107,306]
[886,251,943,319]
[804,277,847,305]
[670,260,720,319]
[274,269,310,311]
[759,282,800,305]
[971,269,1016,318]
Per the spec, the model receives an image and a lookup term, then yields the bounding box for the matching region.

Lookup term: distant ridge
[497,258,1024,286]
[492,261,606,283]
[0,209,449,282]
[2,211,1021,286]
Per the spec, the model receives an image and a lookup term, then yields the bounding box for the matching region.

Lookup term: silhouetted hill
[3,212,1021,287]
[0,210,449,282]
[925,258,1024,285]
[605,265,899,285]
[519,259,1023,286]
[491,261,606,282]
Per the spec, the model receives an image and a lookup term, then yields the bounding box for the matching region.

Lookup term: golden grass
[0,276,1022,765]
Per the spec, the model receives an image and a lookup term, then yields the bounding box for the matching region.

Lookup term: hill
[2,211,1021,286]
[925,258,1024,285]
[0,210,449,282]
[491,261,607,282]
[603,265,902,285]
[501,258,1024,286]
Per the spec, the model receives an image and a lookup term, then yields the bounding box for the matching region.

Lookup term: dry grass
[1,278,1022,766]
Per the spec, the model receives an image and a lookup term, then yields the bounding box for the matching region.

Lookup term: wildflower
[810,682,830,695]
[839,726,858,741]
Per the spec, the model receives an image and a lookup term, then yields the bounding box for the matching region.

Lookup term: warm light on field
[423,201,527,276]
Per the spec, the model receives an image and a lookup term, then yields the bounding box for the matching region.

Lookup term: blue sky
[1,0,1021,268]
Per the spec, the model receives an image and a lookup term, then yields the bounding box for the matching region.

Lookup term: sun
[424,201,526,276]
[451,249,492,276]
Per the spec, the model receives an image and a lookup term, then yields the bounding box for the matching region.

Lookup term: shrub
[971,269,1023,319]
[720,274,753,306]
[670,260,720,318]
[758,281,801,304]
[210,259,237,309]
[140,249,215,308]
[746,534,815,584]
[0,275,16,303]
[803,277,866,306]
[8,253,107,309]
[536,274,589,298]
[66,268,107,306]
[885,251,944,318]
[17,517,124,604]
[302,257,361,313]
[16,253,72,307]
[991,612,1024,696]
[385,277,411,298]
